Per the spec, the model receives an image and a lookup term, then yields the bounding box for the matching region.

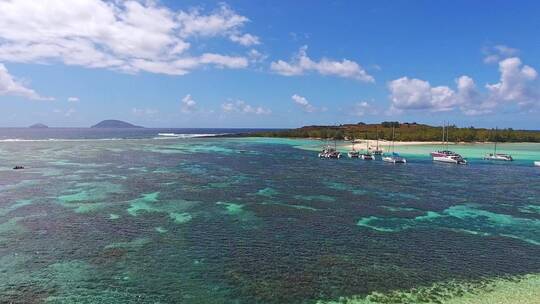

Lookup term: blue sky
[0,0,539,128]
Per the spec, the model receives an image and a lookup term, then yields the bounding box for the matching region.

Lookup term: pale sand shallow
[317,274,540,304]
[345,140,444,151]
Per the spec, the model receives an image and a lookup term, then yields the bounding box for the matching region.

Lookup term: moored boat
[348,140,360,158]
[360,138,373,160]
[483,128,513,161]
[484,153,513,161]
[371,128,383,155]
[361,153,374,160]
[431,123,467,165]
[382,152,406,163]
[318,139,342,159]
[431,150,467,164]
[382,126,406,164]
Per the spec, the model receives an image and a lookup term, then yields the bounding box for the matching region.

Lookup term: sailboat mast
[446,122,449,150]
[392,126,395,153]
[441,123,445,150]
[376,127,379,150]
[494,127,498,155]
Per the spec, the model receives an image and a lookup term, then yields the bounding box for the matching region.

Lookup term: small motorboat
[535,161,540,167]
[13,165,25,170]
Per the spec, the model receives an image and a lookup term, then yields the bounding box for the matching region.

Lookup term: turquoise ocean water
[0,131,539,303]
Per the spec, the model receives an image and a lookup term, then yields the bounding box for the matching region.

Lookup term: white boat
[534,161,540,167]
[318,139,341,159]
[382,153,406,163]
[360,139,373,160]
[361,153,374,160]
[348,140,360,158]
[483,128,513,161]
[371,128,383,155]
[484,153,513,161]
[382,126,406,164]
[347,151,360,158]
[431,151,467,164]
[431,123,467,165]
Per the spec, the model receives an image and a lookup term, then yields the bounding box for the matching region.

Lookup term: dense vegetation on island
[91,120,143,128]
[250,122,540,142]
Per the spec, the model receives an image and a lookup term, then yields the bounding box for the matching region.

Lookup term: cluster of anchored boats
[319,125,540,167]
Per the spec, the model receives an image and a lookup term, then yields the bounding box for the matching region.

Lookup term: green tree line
[250,122,540,142]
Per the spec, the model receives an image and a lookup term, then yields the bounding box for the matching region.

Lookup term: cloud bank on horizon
[0,0,538,128]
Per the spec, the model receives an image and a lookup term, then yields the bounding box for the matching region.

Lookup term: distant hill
[91,120,143,128]
[29,123,48,129]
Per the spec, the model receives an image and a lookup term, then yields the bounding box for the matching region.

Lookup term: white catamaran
[483,128,513,161]
[382,126,406,163]
[431,123,467,165]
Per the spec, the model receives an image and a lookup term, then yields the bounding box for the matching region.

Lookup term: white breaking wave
[0,133,227,142]
[155,133,225,139]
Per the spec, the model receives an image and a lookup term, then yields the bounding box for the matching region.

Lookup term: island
[29,123,49,129]
[91,120,143,128]
[250,122,540,143]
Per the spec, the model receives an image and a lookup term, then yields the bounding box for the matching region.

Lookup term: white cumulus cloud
[388,55,539,115]
[0,1,256,76]
[271,46,374,82]
[352,101,378,117]
[67,96,79,102]
[221,100,271,115]
[181,94,197,113]
[0,63,52,100]
[229,33,260,46]
[132,107,158,116]
[291,94,316,113]
[483,44,519,64]
[486,57,538,108]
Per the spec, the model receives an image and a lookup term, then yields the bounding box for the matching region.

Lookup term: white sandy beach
[344,139,444,151]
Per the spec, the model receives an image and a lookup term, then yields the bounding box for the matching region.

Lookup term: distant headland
[249,122,540,143]
[91,120,143,128]
[29,123,48,129]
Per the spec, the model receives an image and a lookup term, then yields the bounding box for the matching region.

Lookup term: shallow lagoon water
[0,135,539,303]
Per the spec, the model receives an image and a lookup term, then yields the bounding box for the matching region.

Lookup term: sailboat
[360,136,374,160]
[483,128,513,161]
[431,123,467,165]
[382,126,406,163]
[371,127,383,155]
[348,139,360,158]
[318,138,341,159]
